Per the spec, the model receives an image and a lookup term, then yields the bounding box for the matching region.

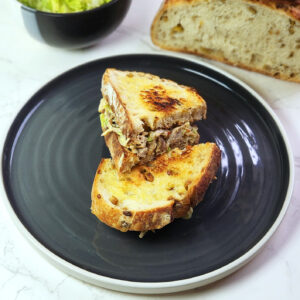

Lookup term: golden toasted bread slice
[101,68,207,136]
[91,143,221,233]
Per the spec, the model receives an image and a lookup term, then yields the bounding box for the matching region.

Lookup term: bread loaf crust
[151,0,300,83]
[161,0,300,21]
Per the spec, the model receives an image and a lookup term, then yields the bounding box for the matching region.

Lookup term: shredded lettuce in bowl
[19,0,112,13]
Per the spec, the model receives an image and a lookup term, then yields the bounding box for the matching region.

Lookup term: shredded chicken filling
[99,98,199,158]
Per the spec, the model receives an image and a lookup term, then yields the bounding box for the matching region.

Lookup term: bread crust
[91,144,221,232]
[171,144,221,218]
[91,191,175,232]
[151,0,300,83]
[102,70,138,138]
[104,131,138,173]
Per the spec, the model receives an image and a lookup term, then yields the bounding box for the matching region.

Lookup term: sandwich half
[91,143,221,233]
[99,68,207,173]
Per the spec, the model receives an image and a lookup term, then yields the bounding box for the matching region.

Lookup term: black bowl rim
[15,0,126,16]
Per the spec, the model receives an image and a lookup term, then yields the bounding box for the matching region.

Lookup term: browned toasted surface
[101,68,207,134]
[91,143,221,232]
[140,85,183,112]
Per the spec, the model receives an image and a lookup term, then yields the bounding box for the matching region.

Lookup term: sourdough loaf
[151,0,300,82]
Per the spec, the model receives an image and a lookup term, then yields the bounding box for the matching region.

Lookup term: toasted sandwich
[99,68,207,173]
[91,143,221,233]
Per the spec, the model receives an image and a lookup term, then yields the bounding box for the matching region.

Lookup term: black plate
[2,54,290,283]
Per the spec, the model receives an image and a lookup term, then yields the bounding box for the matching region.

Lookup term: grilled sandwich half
[99,68,207,173]
[91,143,221,233]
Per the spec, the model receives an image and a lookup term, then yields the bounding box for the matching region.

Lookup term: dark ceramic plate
[2,54,293,294]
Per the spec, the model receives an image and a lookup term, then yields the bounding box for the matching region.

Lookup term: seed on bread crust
[167,169,178,175]
[123,210,132,217]
[173,201,183,209]
[141,170,154,182]
[167,183,175,190]
[121,221,130,228]
[97,194,101,199]
[110,196,119,205]
[184,180,192,190]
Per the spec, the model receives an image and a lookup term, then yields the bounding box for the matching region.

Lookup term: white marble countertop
[1,0,300,299]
